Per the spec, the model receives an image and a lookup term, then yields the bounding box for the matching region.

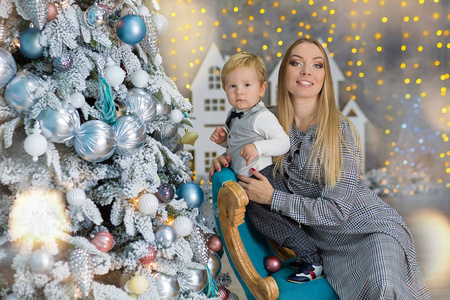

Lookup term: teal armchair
[212,167,339,300]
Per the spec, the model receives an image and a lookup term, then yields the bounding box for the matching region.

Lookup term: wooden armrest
[218,180,279,300]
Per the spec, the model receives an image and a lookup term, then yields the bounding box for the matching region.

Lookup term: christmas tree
[0,0,231,299]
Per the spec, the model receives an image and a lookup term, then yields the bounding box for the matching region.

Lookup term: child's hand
[240,143,258,166]
[210,127,227,145]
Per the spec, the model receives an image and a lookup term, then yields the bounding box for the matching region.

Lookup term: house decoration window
[204,98,226,111]
[208,66,221,89]
[204,151,217,173]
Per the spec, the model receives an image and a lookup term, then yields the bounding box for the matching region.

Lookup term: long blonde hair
[274,37,362,187]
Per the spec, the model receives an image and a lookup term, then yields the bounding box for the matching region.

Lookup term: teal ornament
[74,120,116,162]
[5,71,42,115]
[19,28,44,59]
[36,102,81,143]
[176,182,204,208]
[0,49,17,88]
[116,15,146,45]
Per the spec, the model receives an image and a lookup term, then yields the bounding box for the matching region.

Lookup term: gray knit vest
[226,103,266,174]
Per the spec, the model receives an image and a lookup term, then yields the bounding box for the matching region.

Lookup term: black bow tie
[225,111,244,128]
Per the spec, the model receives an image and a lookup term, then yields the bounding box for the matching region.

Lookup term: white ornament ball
[66,188,87,207]
[70,92,86,108]
[130,70,149,88]
[24,123,48,161]
[104,57,125,91]
[29,249,54,274]
[170,109,183,123]
[137,5,150,17]
[138,193,159,215]
[172,216,193,237]
[152,14,169,36]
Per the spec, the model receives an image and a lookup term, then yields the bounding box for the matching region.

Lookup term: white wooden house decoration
[187,40,369,179]
[185,43,232,179]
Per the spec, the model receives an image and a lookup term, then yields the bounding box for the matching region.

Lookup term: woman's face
[285,42,325,102]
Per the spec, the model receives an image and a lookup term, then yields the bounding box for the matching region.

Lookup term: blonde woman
[210,38,430,299]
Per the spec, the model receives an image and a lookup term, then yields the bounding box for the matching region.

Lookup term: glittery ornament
[139,246,157,265]
[207,234,223,254]
[180,129,199,146]
[92,231,114,252]
[26,0,48,30]
[155,183,174,203]
[141,16,159,57]
[69,248,93,297]
[47,2,58,21]
[52,48,73,72]
[218,285,230,300]
[264,256,281,273]
[0,20,8,47]
[188,226,209,265]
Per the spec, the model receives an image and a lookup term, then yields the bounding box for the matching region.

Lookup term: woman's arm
[242,121,362,227]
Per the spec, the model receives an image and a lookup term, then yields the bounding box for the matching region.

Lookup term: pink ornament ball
[139,246,157,265]
[207,234,223,254]
[264,256,281,273]
[218,285,229,300]
[47,2,58,21]
[92,231,114,253]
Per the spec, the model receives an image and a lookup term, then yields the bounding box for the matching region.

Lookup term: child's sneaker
[286,263,324,283]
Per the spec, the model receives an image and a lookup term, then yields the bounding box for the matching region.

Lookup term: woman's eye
[313,63,323,69]
[290,61,301,66]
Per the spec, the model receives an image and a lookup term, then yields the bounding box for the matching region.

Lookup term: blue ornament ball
[155,183,175,203]
[176,182,204,208]
[116,15,146,45]
[19,28,44,59]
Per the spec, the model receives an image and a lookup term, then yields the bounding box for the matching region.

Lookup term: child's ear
[260,81,268,96]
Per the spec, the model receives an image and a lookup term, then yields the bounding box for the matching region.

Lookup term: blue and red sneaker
[286,263,324,283]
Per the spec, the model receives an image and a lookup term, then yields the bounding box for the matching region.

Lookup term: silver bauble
[36,102,80,143]
[122,88,156,126]
[29,249,54,274]
[177,268,207,293]
[207,253,222,278]
[155,273,180,300]
[84,3,109,29]
[74,120,116,162]
[155,225,177,248]
[155,102,172,116]
[5,71,42,115]
[113,115,146,156]
[151,125,182,153]
[0,48,17,88]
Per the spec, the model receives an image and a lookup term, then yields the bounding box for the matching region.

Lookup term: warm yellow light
[385,129,390,135]
[277,28,282,33]
[381,17,388,22]
[214,21,220,26]
[418,46,424,52]
[376,46,382,52]
[405,78,410,84]
[377,80,383,85]
[260,8,265,14]
[416,79,422,84]
[262,45,268,50]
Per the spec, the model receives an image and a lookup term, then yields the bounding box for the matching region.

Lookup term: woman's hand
[209,155,231,182]
[237,169,274,205]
